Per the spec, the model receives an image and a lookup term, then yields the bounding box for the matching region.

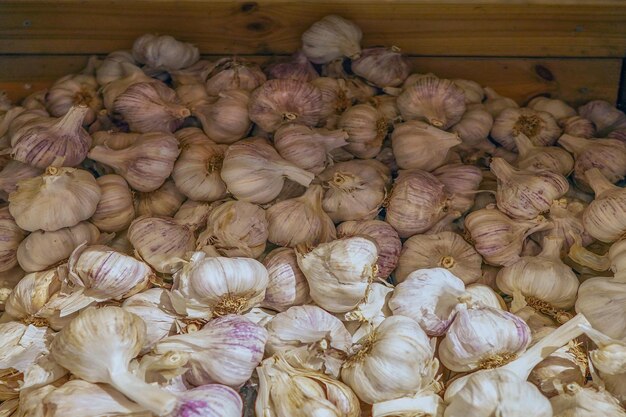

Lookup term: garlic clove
[132,33,199,71]
[351,46,410,88]
[261,247,311,312]
[91,174,135,233]
[491,107,561,151]
[391,120,461,171]
[301,15,362,64]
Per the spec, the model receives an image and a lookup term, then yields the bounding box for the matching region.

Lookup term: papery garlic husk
[9,167,100,232]
[439,304,531,372]
[491,107,561,151]
[338,103,388,159]
[372,391,446,417]
[385,169,449,238]
[95,50,137,85]
[17,221,100,272]
[266,184,336,248]
[128,215,195,273]
[220,137,314,204]
[528,96,576,121]
[45,74,102,125]
[497,236,579,314]
[491,157,569,219]
[155,314,268,387]
[482,86,520,117]
[88,131,180,192]
[551,383,626,417]
[50,306,178,415]
[395,232,482,285]
[0,160,42,198]
[368,94,401,126]
[0,266,25,311]
[132,33,199,71]
[351,46,410,88]
[266,50,319,82]
[450,106,494,146]
[248,79,323,132]
[579,100,626,136]
[170,383,243,417]
[173,142,227,202]
[536,198,591,254]
[311,77,353,123]
[432,163,483,214]
[14,384,54,417]
[256,354,361,417]
[196,89,251,144]
[559,134,626,188]
[337,219,401,279]
[560,115,596,138]
[389,267,467,336]
[205,57,266,96]
[391,120,461,171]
[261,247,311,312]
[91,129,141,149]
[297,236,377,313]
[174,200,212,233]
[135,179,186,217]
[91,174,135,232]
[396,77,466,130]
[465,283,506,310]
[196,199,268,258]
[301,15,362,64]
[0,206,25,273]
[266,305,351,377]
[582,168,626,243]
[274,123,348,174]
[453,79,484,104]
[113,81,190,133]
[341,315,438,404]
[464,206,551,266]
[514,134,574,176]
[342,281,393,341]
[609,127,626,143]
[11,105,91,168]
[575,280,626,340]
[101,64,153,110]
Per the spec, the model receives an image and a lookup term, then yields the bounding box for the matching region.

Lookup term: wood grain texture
[1,1,626,57]
[0,54,621,107]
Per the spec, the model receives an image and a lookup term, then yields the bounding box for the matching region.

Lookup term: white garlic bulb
[172,140,228,202]
[491,107,561,151]
[261,247,311,312]
[301,15,362,64]
[582,168,626,243]
[91,174,135,233]
[198,89,252,144]
[528,96,576,121]
[351,46,410,88]
[45,74,102,125]
[132,34,199,70]
[0,206,25,273]
[338,103,388,159]
[391,120,461,171]
[465,283,507,310]
[451,106,494,145]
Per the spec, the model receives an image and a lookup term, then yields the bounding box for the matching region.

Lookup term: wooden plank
[0,54,620,107]
[1,1,626,57]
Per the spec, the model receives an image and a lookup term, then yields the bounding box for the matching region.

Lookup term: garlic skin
[172,140,228,202]
[351,46,410,88]
[576,279,626,341]
[528,96,576,121]
[198,89,252,144]
[337,103,388,158]
[154,314,268,388]
[96,50,137,85]
[132,34,199,70]
[174,200,212,233]
[453,79,484,104]
[0,206,25,273]
[9,167,101,232]
[395,232,482,285]
[432,163,483,214]
[45,74,102,125]
[266,50,319,82]
[204,57,264,93]
[319,160,389,223]
[197,200,268,258]
[337,219,401,279]
[266,305,351,377]
[101,64,152,109]
[582,168,626,243]
[297,237,378,313]
[341,315,438,404]
[385,169,449,238]
[465,283,507,310]
[560,115,596,138]
[551,383,626,417]
[535,198,591,254]
[491,107,561,151]
[482,87,520,117]
[582,325,626,406]
[515,133,574,176]
[578,100,626,136]
[171,384,244,417]
[11,105,91,169]
[88,132,180,192]
[397,77,466,130]
[261,247,311,312]
[372,392,446,417]
[128,216,195,273]
[0,160,42,197]
[311,77,353,123]
[301,15,362,64]
[91,174,135,232]
[391,120,461,171]
[267,185,336,248]
[135,179,186,217]
[451,106,494,144]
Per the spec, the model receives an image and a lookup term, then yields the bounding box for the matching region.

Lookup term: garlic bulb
[311,77,353,123]
[220,137,314,204]
[576,280,626,340]
[301,15,362,64]
[465,283,506,310]
[491,107,561,151]
[451,106,493,144]
[11,105,91,168]
[266,185,336,248]
[396,77,466,130]
[351,46,410,88]
[535,199,591,254]
[297,236,377,313]
[341,315,438,404]
[197,89,252,144]
[172,140,227,202]
[335,103,387,158]
[0,160,42,197]
[432,163,483,214]
[465,206,551,266]
[578,100,626,136]
[395,232,482,284]
[91,174,135,232]
[319,159,389,222]
[491,157,569,219]
[132,33,199,70]
[88,132,180,192]
[197,200,268,258]
[266,305,351,377]
[248,79,322,132]
[391,120,461,171]
[385,169,449,238]
[171,253,268,318]
[17,221,100,272]
[0,207,25,273]
[337,219,401,279]
[560,115,596,139]
[261,247,311,312]
[128,216,195,273]
[452,79,484,104]
[9,167,100,232]
[101,65,153,110]
[528,96,576,121]
[514,133,574,176]
[273,123,348,174]
[45,74,102,125]
[389,267,466,335]
[559,134,626,188]
[582,168,626,242]
[113,81,190,133]
[135,179,186,217]
[50,306,177,415]
[582,325,626,406]
[205,57,266,95]
[482,86,519,117]
[256,355,361,417]
[171,384,244,417]
[266,50,319,82]
[154,314,268,387]
[174,199,212,233]
[551,383,626,417]
[95,50,137,85]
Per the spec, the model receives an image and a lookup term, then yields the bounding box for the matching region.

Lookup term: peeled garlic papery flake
[582,168,626,243]
[341,315,438,404]
[297,236,378,313]
[132,33,199,70]
[261,247,311,312]
[0,206,25,273]
[301,15,362,64]
[91,174,135,233]
[551,383,626,417]
[515,133,574,176]
[491,107,561,151]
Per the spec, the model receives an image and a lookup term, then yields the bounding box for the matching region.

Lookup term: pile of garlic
[0,14,625,417]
